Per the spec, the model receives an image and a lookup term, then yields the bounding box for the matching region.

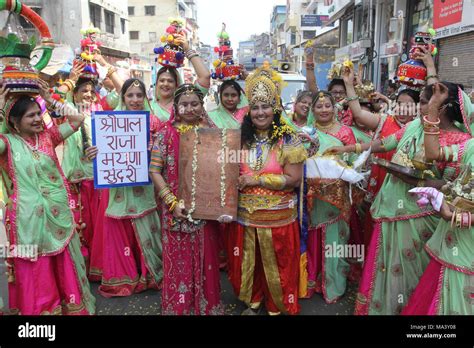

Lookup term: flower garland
[271,118,294,140]
[186,126,199,223]
[220,128,227,207]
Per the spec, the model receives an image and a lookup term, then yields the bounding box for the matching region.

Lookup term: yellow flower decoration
[271,118,294,141]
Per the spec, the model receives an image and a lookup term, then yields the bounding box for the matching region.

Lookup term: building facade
[2,0,131,63]
[270,5,287,61]
[128,0,200,85]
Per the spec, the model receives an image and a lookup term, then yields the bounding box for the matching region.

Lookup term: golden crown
[245,63,286,111]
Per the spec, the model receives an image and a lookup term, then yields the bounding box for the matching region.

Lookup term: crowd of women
[0,32,472,316]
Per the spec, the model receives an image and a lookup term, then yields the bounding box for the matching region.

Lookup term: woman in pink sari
[88,78,163,297]
[150,84,224,315]
[0,81,94,315]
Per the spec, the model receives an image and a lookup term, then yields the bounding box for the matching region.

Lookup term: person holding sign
[90,78,163,298]
[0,81,95,315]
[226,66,307,315]
[150,84,224,315]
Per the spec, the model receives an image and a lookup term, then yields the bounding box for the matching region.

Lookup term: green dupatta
[61,90,120,183]
[208,94,249,129]
[0,123,77,258]
[150,81,209,122]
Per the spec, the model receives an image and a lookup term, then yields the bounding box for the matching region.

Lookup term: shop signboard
[434,0,474,39]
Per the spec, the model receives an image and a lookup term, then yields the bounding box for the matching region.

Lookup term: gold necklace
[315,120,336,132]
[176,123,202,134]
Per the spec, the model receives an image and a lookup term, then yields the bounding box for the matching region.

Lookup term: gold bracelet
[106,66,117,78]
[169,199,178,212]
[260,174,287,190]
[61,79,75,91]
[355,143,362,154]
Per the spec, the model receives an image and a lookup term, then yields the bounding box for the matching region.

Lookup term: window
[410,0,433,37]
[290,31,296,45]
[128,6,134,16]
[149,32,157,42]
[105,10,114,34]
[341,17,354,47]
[130,31,139,40]
[145,6,155,16]
[121,18,126,34]
[89,3,101,29]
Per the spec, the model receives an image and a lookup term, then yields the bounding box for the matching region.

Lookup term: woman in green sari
[208,80,249,129]
[150,33,211,121]
[0,81,95,315]
[300,91,360,303]
[59,54,124,263]
[325,81,472,315]
[402,82,474,315]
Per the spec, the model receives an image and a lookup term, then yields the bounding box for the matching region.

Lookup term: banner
[434,0,474,39]
[92,111,150,188]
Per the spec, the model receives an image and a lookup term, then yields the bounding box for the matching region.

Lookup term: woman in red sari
[150,84,223,315]
[226,66,307,315]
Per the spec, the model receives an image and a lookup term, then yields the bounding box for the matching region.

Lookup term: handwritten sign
[92,111,150,188]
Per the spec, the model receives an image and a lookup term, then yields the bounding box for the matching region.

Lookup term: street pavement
[92,271,357,316]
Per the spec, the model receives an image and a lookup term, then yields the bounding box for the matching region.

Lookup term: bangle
[425,74,439,81]
[346,96,359,102]
[158,186,171,199]
[461,212,470,229]
[62,79,76,92]
[451,209,457,228]
[0,109,5,121]
[455,212,462,229]
[424,130,440,135]
[185,49,199,60]
[106,66,117,78]
[169,199,178,212]
[438,147,444,161]
[417,180,425,187]
[422,115,440,125]
[445,146,454,162]
[355,143,362,154]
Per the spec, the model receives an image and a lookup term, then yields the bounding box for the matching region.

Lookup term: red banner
[433,0,464,29]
